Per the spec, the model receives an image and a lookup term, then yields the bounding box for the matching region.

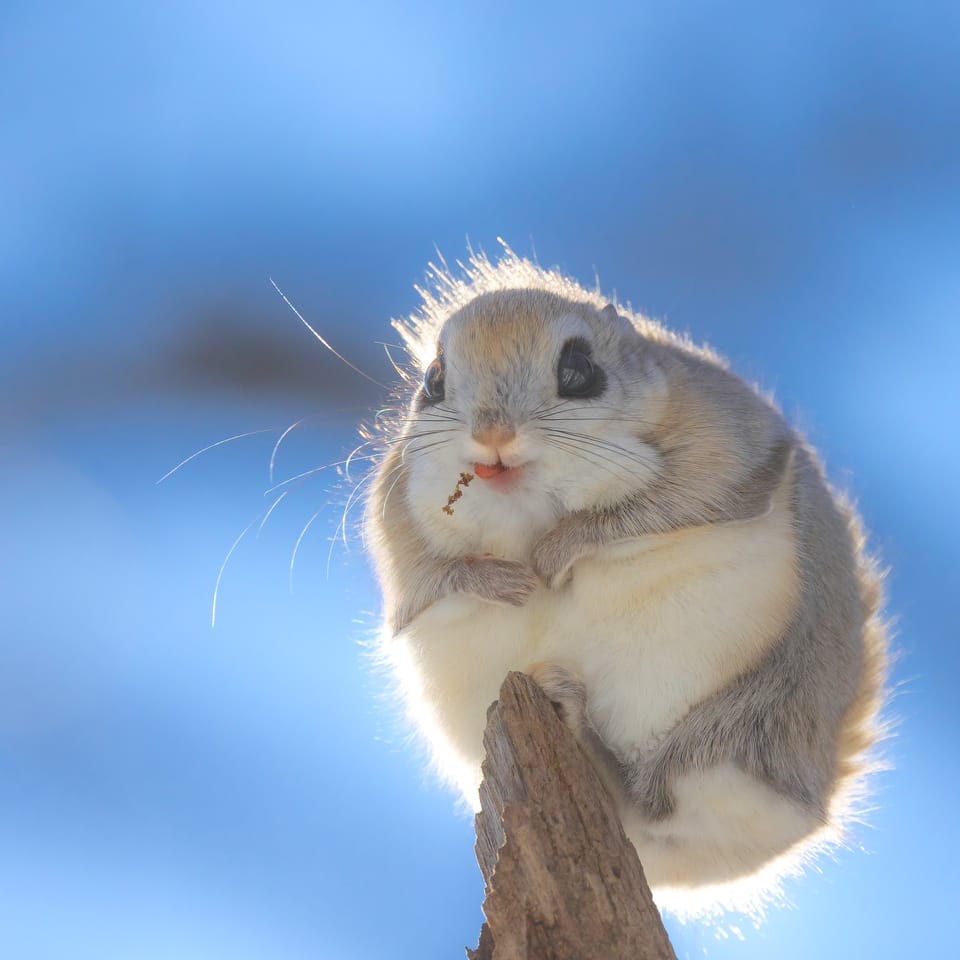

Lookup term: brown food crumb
[442,471,474,515]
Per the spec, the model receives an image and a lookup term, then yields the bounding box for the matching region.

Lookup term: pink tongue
[474,461,506,479]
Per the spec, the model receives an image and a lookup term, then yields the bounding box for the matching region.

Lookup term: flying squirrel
[365,249,888,915]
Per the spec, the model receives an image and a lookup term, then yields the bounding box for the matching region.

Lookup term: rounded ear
[601,302,640,338]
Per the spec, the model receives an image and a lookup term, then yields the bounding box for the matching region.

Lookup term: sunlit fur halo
[365,240,890,921]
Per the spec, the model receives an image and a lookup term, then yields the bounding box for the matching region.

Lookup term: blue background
[2,2,958,957]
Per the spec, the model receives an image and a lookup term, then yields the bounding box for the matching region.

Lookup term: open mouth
[473,460,508,480]
[473,460,522,485]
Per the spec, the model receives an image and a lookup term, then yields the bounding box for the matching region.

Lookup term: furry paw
[531,520,597,589]
[462,555,539,607]
[527,661,588,734]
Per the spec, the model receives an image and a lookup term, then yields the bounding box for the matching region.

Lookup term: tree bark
[467,671,676,960]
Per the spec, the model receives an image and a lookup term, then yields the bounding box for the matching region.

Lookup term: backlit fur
[365,247,888,916]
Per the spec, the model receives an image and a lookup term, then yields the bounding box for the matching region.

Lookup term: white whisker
[269,418,308,484]
[211,513,263,628]
[158,428,276,484]
[257,489,289,536]
[270,278,387,389]
[290,508,325,593]
[381,342,414,384]
[265,458,357,495]
[327,467,379,577]
[381,461,407,522]
[344,437,379,481]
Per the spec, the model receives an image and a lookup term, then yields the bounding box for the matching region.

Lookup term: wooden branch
[467,671,676,960]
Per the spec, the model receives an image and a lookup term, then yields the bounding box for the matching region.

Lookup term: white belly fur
[393,473,808,897]
[621,762,823,914]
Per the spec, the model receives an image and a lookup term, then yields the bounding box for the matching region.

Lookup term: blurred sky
[2,1,959,957]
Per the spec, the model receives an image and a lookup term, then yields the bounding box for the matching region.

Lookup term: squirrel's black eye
[422,357,445,401]
[557,339,605,398]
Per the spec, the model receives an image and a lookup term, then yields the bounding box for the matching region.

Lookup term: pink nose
[471,425,516,449]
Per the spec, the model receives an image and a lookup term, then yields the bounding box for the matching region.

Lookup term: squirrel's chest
[542,508,799,755]
[397,500,798,797]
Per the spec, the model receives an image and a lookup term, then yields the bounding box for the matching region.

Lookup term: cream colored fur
[367,248,888,916]
[390,467,805,893]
